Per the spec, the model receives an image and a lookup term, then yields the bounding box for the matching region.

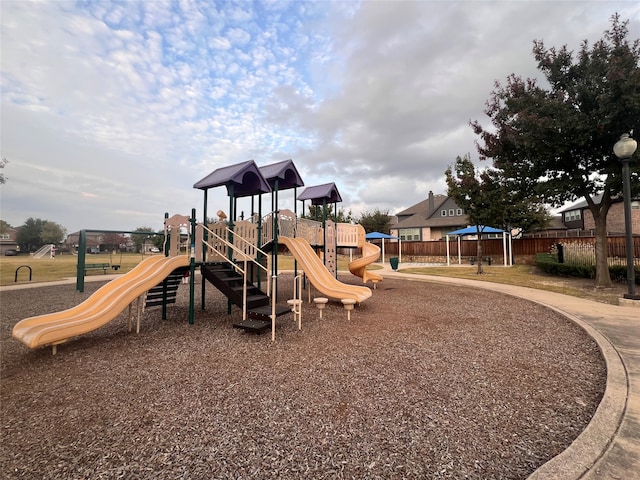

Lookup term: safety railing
[198,224,272,321]
[261,209,360,248]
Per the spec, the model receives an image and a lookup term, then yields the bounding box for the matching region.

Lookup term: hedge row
[536,253,640,285]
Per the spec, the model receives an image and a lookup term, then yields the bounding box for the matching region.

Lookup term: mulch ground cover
[1,275,605,479]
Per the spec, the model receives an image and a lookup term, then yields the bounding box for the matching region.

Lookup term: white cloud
[1,0,638,234]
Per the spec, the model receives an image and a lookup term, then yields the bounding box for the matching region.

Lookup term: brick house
[0,226,19,255]
[560,195,640,235]
[390,191,469,241]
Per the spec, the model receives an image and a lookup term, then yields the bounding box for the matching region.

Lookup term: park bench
[85,263,110,275]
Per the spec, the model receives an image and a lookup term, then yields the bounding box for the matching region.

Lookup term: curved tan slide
[12,255,190,350]
[279,236,372,303]
[349,225,383,285]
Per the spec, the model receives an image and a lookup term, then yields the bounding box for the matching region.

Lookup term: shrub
[536,253,640,284]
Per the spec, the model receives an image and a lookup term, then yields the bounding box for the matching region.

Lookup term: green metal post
[273,178,279,278]
[76,230,87,292]
[189,208,196,324]
[257,194,263,289]
[293,186,298,280]
[322,200,327,265]
[227,185,234,315]
[162,212,169,320]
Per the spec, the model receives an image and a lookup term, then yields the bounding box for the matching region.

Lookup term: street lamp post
[613,133,639,300]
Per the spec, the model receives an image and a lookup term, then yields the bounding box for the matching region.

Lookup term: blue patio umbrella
[448,225,504,236]
[446,225,511,266]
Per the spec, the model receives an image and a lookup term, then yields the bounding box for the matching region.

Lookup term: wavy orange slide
[349,224,383,286]
[12,255,190,350]
[279,236,372,303]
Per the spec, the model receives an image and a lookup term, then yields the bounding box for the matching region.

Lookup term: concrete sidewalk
[377,263,639,480]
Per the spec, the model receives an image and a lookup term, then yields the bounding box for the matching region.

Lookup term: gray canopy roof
[297,182,342,205]
[193,160,271,197]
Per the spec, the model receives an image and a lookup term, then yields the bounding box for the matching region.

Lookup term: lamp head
[613,133,638,160]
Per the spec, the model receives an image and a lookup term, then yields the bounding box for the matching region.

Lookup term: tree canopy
[0,157,7,185]
[446,155,503,273]
[16,218,66,252]
[355,208,392,234]
[302,204,353,224]
[470,14,640,286]
[131,227,155,253]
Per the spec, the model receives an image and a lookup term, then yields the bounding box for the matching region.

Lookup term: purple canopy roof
[297,183,342,205]
[259,159,304,190]
[193,160,271,197]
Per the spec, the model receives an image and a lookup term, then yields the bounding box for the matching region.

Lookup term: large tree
[471,14,640,287]
[356,208,392,234]
[40,221,67,245]
[445,155,507,273]
[16,218,64,252]
[131,227,155,253]
[0,220,10,235]
[302,204,353,223]
[0,157,7,184]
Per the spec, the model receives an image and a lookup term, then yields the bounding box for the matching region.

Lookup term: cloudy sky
[1,0,638,234]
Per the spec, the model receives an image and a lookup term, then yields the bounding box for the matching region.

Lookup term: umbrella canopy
[448,225,504,236]
[365,232,399,240]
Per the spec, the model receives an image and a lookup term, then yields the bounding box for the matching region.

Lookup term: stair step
[233,305,294,333]
[248,305,293,321]
[232,319,271,333]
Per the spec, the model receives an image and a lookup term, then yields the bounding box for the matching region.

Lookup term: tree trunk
[592,207,613,288]
[476,237,484,274]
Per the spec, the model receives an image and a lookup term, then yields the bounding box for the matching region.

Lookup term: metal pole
[189,208,197,324]
[621,157,638,299]
[201,189,208,311]
[76,230,87,292]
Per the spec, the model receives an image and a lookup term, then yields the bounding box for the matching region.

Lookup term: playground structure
[31,244,55,259]
[12,159,383,352]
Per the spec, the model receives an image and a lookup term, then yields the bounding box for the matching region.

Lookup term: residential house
[522,214,567,238]
[390,191,469,241]
[0,226,19,255]
[65,231,108,253]
[560,194,640,235]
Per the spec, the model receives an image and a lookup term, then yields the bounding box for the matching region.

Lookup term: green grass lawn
[0,253,354,286]
[396,264,624,304]
[0,253,148,286]
[0,253,623,304]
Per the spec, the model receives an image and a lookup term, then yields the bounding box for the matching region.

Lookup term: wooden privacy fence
[367,236,640,264]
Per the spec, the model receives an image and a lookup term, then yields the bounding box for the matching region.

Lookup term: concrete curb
[376,265,631,480]
[526,308,627,479]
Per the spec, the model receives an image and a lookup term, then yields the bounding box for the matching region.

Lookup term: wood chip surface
[0,275,605,479]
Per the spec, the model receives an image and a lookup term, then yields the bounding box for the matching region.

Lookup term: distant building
[0,226,19,255]
[559,194,640,235]
[390,191,468,241]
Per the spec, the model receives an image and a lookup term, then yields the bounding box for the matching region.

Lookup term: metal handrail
[200,224,274,320]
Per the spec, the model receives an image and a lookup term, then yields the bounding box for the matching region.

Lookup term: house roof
[193,160,271,197]
[394,194,467,229]
[258,159,304,190]
[396,195,447,217]
[559,193,605,212]
[297,183,342,205]
[558,192,639,213]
